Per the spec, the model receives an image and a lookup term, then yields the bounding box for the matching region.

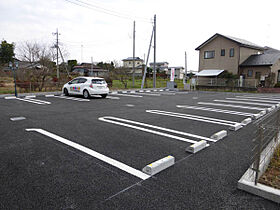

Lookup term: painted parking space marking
[236,96,280,101]
[132,93,161,96]
[225,98,280,104]
[106,96,120,100]
[159,92,176,95]
[146,110,241,126]
[110,93,143,98]
[25,95,36,99]
[125,104,135,107]
[4,96,50,105]
[53,95,90,102]
[10,116,26,121]
[15,98,49,105]
[176,105,255,117]
[99,116,217,143]
[23,98,51,104]
[198,102,266,111]
[214,100,274,107]
[26,128,150,180]
[4,96,16,99]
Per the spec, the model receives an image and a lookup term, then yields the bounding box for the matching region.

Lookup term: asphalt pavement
[0,90,279,209]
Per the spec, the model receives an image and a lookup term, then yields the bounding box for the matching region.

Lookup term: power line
[64,0,151,23]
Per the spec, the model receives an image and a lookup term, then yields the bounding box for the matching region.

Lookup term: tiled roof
[240,47,280,67]
[195,33,264,50]
[122,57,143,61]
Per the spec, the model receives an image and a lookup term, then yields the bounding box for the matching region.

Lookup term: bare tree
[110,67,130,89]
[17,41,56,91]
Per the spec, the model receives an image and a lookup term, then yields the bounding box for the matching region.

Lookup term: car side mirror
[68,82,72,85]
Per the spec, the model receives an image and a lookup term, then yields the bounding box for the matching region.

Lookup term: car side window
[71,79,79,84]
[78,78,87,83]
[92,79,106,84]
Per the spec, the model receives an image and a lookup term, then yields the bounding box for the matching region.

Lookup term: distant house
[149,62,169,72]
[167,66,185,79]
[195,33,280,85]
[240,47,280,84]
[72,63,108,77]
[2,59,43,71]
[122,57,144,76]
[122,57,144,68]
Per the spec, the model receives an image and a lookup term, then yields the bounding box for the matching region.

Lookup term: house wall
[271,59,280,83]
[198,36,240,74]
[167,68,184,79]
[123,60,143,68]
[240,66,271,79]
[239,47,262,64]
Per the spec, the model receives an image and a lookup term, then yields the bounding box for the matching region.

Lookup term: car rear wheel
[64,88,69,96]
[83,90,90,99]
[101,94,107,98]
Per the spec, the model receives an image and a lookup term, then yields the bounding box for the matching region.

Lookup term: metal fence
[196,77,258,88]
[251,107,280,185]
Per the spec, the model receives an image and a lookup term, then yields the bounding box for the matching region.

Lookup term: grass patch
[0,76,186,94]
[111,78,185,90]
[259,144,280,189]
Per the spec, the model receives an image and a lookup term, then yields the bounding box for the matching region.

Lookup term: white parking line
[53,95,90,102]
[214,100,274,107]
[236,96,280,101]
[176,105,254,117]
[10,116,26,121]
[146,110,239,126]
[225,98,280,104]
[198,102,265,111]
[23,98,51,104]
[106,96,120,100]
[4,96,16,99]
[160,92,176,95]
[110,93,143,98]
[132,93,161,96]
[99,116,216,143]
[25,95,36,99]
[16,98,47,105]
[26,128,150,180]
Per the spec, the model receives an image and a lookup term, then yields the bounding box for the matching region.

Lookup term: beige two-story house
[195,33,264,75]
[196,33,280,85]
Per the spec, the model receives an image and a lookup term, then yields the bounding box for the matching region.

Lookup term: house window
[204,51,215,59]
[128,62,131,64]
[229,48,234,57]
[247,69,253,77]
[221,49,225,56]
[277,70,280,82]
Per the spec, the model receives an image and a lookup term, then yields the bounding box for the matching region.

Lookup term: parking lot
[1,90,279,209]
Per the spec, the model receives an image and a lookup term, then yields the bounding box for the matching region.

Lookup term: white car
[62,77,109,99]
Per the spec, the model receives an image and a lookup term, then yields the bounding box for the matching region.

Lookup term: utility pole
[58,46,70,77]
[91,57,93,71]
[141,26,154,89]
[81,44,83,63]
[153,14,156,88]
[184,51,187,85]
[132,21,136,88]
[52,28,60,79]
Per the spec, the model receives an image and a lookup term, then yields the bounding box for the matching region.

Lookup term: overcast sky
[1,0,280,71]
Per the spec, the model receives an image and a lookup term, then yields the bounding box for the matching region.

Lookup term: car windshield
[92,79,106,84]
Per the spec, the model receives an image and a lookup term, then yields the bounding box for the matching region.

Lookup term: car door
[68,78,80,95]
[77,78,88,95]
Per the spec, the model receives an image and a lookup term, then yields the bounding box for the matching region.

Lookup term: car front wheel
[83,90,90,99]
[101,94,107,98]
[64,88,69,96]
